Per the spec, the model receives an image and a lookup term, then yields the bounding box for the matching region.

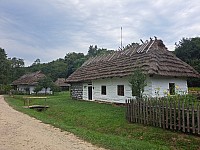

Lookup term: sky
[0,0,200,66]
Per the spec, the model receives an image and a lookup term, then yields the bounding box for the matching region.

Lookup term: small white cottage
[66,39,200,103]
[12,71,52,94]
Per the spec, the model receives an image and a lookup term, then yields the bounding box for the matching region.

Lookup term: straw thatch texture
[66,39,200,83]
[55,78,70,87]
[12,71,45,85]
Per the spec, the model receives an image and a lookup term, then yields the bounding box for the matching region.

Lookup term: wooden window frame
[117,85,124,96]
[101,85,106,95]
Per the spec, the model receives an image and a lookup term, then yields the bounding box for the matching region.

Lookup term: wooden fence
[126,98,200,135]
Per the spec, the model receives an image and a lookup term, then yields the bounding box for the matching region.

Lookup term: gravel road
[0,95,105,150]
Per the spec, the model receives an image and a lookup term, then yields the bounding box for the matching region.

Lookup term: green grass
[5,92,200,150]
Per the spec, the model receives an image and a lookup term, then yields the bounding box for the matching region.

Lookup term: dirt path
[0,95,105,150]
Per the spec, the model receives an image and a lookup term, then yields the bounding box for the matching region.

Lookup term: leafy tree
[129,68,147,98]
[64,52,86,76]
[37,77,54,95]
[0,48,10,84]
[32,58,41,66]
[175,37,200,62]
[33,85,43,95]
[87,45,114,57]
[9,57,25,68]
[174,37,200,87]
[8,57,25,82]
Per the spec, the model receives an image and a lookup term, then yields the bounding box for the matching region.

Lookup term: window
[101,86,106,95]
[169,83,175,95]
[117,85,124,96]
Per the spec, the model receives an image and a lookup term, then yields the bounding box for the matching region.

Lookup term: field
[5,92,200,150]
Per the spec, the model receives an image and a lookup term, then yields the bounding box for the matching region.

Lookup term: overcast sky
[0,0,200,66]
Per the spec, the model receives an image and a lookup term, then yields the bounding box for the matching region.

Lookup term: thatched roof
[12,71,46,85]
[66,39,200,83]
[55,78,70,87]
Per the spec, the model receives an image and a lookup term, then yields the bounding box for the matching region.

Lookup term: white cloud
[0,0,200,66]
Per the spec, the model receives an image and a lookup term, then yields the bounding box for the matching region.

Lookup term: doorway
[88,86,92,100]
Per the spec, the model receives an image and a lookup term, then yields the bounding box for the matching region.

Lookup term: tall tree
[0,48,10,84]
[64,52,86,76]
[174,37,200,87]
[129,68,147,98]
[8,57,25,82]
[87,45,114,57]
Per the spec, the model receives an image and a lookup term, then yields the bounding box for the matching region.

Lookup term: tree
[174,37,200,87]
[37,77,54,95]
[87,45,114,57]
[0,48,10,84]
[33,85,43,95]
[129,68,147,98]
[32,58,41,66]
[64,52,86,76]
[9,57,25,82]
[9,57,25,68]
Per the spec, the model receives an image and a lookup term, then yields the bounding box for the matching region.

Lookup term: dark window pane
[117,85,124,96]
[101,86,106,95]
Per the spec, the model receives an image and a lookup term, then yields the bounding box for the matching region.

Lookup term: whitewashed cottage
[66,39,200,103]
[12,71,52,94]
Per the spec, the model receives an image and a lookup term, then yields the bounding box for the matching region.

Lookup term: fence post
[197,104,200,135]
[187,103,190,133]
[143,99,146,124]
[173,100,176,130]
[162,99,165,129]
[169,100,172,129]
[146,99,149,125]
[130,100,133,123]
[159,99,162,127]
[182,102,185,132]
[191,102,195,134]
[178,99,181,130]
[166,99,169,129]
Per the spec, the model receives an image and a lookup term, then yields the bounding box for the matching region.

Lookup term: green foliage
[0,48,10,84]
[37,77,54,95]
[1,45,113,84]
[64,52,86,76]
[5,92,200,150]
[129,69,147,98]
[0,84,12,94]
[174,37,200,87]
[87,45,114,57]
[175,37,200,61]
[33,85,43,94]
[8,57,26,82]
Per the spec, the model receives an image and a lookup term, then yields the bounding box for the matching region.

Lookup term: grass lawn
[5,92,200,150]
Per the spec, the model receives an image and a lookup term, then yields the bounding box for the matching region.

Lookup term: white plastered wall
[81,76,188,103]
[150,76,188,97]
